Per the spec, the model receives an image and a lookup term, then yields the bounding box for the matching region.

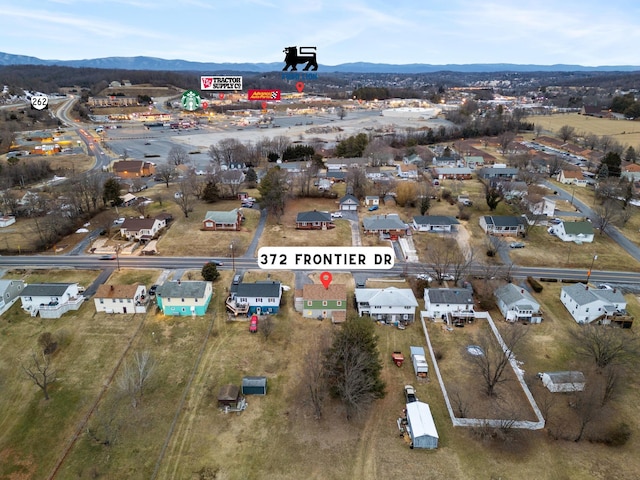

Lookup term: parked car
[331,211,343,218]
[149,284,158,296]
[509,242,525,249]
[404,385,417,403]
[368,205,379,211]
[442,273,455,281]
[113,217,125,225]
[249,315,258,333]
[415,274,433,282]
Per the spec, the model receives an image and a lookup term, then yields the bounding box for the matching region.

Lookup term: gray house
[494,283,542,323]
[412,215,459,233]
[0,279,25,315]
[560,283,627,324]
[479,216,526,236]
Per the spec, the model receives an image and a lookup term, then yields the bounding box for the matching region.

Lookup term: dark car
[211,260,224,266]
[149,284,158,295]
[368,205,379,211]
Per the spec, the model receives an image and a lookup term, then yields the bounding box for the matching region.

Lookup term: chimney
[613,288,617,293]
[177,280,181,285]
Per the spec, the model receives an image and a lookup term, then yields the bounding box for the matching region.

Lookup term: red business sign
[247,89,281,101]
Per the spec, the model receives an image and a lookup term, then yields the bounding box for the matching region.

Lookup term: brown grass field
[525,113,640,148]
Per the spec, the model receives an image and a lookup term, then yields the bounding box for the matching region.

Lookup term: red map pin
[261,101,267,109]
[295,82,305,93]
[202,101,208,109]
[218,93,225,100]
[320,272,333,290]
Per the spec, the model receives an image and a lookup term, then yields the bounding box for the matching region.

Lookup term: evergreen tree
[103,178,122,206]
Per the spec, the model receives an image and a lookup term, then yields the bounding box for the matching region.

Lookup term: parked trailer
[410,346,428,378]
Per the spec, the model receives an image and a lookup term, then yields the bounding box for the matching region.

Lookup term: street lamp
[230,243,235,271]
[115,244,121,271]
[586,254,598,285]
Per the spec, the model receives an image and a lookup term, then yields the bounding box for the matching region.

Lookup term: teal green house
[156,280,213,316]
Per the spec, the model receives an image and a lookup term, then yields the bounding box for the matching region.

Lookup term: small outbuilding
[540,371,586,393]
[217,384,241,408]
[405,401,439,449]
[241,376,268,396]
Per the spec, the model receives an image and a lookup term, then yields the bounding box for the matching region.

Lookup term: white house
[364,196,380,206]
[479,216,526,236]
[554,221,594,243]
[119,217,166,242]
[423,288,474,324]
[355,287,418,323]
[557,169,587,187]
[339,194,359,211]
[20,283,85,318]
[0,279,25,315]
[494,283,542,323]
[560,283,627,324]
[529,196,557,217]
[94,284,148,314]
[412,215,459,233]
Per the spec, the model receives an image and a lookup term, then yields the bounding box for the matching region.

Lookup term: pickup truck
[404,385,417,403]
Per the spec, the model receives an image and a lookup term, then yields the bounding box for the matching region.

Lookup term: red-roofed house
[113,160,156,179]
[94,284,148,313]
[622,163,640,182]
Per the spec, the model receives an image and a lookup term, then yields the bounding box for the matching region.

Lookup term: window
[337,301,342,306]
[322,300,327,306]
[307,300,312,307]
[181,298,185,302]
[256,298,263,302]
[99,299,104,304]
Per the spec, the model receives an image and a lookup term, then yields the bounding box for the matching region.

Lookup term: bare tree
[424,237,473,283]
[168,145,189,166]
[304,330,331,419]
[573,324,639,369]
[558,125,576,143]
[593,199,622,234]
[345,166,369,199]
[174,177,197,218]
[571,384,604,442]
[116,350,155,408]
[497,131,516,154]
[260,315,275,341]
[156,163,175,188]
[470,324,528,397]
[22,352,57,400]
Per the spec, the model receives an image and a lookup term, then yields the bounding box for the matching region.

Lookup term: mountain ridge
[1,52,639,73]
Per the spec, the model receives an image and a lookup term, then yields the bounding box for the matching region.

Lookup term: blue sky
[3,0,640,66]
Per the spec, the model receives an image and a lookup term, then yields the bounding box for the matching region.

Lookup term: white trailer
[410,346,428,378]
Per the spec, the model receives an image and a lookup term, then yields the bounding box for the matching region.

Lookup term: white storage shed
[406,401,439,449]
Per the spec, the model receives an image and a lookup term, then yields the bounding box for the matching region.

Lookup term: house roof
[495,283,540,309]
[95,284,142,299]
[425,288,474,305]
[406,401,439,439]
[21,283,74,297]
[365,195,379,200]
[623,164,640,173]
[218,384,240,401]
[236,281,281,298]
[204,209,240,224]
[121,218,160,231]
[355,287,418,307]
[296,211,332,223]
[483,216,525,228]
[413,215,459,226]
[561,169,585,179]
[433,167,473,175]
[156,281,210,299]
[562,283,625,306]
[544,371,586,384]
[479,166,519,176]
[302,283,347,301]
[363,214,407,231]
[113,160,147,172]
[339,194,359,205]
[561,221,594,235]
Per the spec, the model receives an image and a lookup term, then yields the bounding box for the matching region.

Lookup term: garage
[241,376,267,396]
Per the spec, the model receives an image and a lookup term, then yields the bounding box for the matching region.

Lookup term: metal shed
[406,401,439,449]
[241,376,267,396]
[540,371,586,393]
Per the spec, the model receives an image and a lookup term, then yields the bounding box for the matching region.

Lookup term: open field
[2,266,640,479]
[525,113,640,148]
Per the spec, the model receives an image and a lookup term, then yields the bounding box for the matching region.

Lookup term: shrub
[603,422,632,447]
[527,276,543,293]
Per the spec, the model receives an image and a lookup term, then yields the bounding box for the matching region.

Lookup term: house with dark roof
[202,209,243,231]
[155,280,213,316]
[339,194,359,211]
[478,165,519,180]
[423,288,475,324]
[295,210,334,230]
[494,283,542,323]
[226,281,282,315]
[113,160,155,178]
[479,216,526,236]
[560,283,627,325]
[355,287,418,323]
[363,214,408,237]
[19,283,84,318]
[94,284,148,314]
[554,221,594,243]
[412,215,459,233]
[298,283,347,322]
[119,217,166,242]
[581,105,606,117]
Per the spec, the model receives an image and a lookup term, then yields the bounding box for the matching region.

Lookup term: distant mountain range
[1,51,639,74]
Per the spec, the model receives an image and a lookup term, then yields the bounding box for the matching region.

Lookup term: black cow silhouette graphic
[282,46,318,71]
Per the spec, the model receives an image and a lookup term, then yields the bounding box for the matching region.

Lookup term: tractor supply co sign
[247,89,281,101]
[200,76,243,91]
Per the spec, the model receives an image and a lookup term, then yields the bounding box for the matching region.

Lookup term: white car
[442,274,455,281]
[331,211,343,218]
[415,274,433,282]
[114,217,125,225]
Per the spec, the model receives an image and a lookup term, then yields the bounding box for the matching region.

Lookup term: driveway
[243,208,267,258]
